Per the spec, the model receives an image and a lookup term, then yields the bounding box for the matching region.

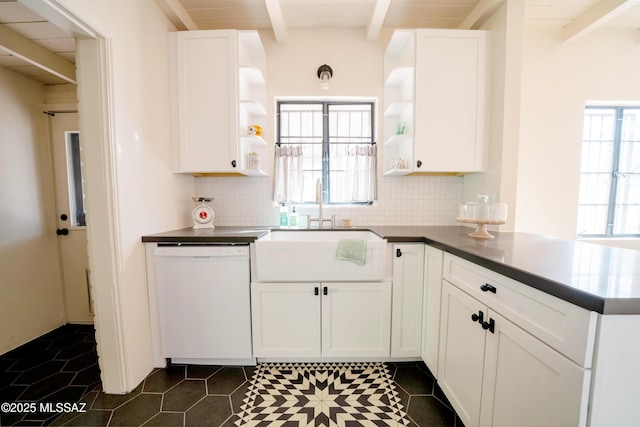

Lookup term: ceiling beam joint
[366,0,391,41]
[0,24,76,84]
[459,0,505,29]
[265,0,287,42]
[153,0,199,31]
[562,0,640,43]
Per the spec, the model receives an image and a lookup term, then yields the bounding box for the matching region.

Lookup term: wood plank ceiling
[1,0,640,85]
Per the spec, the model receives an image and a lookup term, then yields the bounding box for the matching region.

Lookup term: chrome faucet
[310,178,333,229]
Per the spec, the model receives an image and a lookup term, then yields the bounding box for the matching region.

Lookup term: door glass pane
[66,132,86,227]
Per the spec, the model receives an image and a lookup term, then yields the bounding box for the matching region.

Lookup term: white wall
[0,67,65,354]
[463,0,525,232]
[195,175,463,227]
[517,28,640,249]
[55,0,193,392]
[196,28,465,227]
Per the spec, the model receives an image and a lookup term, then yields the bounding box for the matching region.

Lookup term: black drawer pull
[314,287,319,296]
[323,286,328,296]
[482,318,495,333]
[471,311,484,324]
[480,284,497,293]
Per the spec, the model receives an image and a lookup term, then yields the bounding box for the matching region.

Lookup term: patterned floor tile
[237,362,410,426]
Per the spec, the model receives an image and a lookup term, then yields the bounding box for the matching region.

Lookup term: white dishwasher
[154,244,254,365]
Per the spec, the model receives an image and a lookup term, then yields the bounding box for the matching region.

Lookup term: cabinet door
[421,245,443,375]
[250,282,321,358]
[415,30,486,173]
[438,280,487,427]
[322,282,391,358]
[172,30,238,173]
[392,244,425,357]
[480,310,590,427]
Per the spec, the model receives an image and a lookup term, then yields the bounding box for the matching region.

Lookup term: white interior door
[50,112,93,324]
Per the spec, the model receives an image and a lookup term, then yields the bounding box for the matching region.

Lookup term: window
[577,106,640,237]
[66,131,86,227]
[274,100,377,205]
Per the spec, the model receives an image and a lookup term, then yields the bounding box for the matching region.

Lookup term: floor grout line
[1,326,459,427]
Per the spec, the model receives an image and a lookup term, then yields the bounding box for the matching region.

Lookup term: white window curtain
[344,145,377,203]
[273,145,304,204]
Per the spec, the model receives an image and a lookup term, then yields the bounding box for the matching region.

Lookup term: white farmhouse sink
[259,230,383,242]
[254,230,388,281]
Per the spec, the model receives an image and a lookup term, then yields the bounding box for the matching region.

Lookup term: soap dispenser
[279,204,289,229]
[289,206,298,229]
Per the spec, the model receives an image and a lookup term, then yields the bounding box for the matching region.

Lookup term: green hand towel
[337,239,367,266]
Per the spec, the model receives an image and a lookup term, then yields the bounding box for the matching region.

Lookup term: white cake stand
[456,218,506,239]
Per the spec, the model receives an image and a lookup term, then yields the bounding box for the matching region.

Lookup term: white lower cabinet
[391,244,425,357]
[421,245,443,375]
[438,281,590,427]
[251,281,391,358]
[250,282,321,358]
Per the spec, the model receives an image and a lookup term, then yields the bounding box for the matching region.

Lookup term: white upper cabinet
[383,29,489,175]
[170,30,268,176]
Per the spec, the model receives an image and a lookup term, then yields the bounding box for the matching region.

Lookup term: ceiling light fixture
[317,64,333,90]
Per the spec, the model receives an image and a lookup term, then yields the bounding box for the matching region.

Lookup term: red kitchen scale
[192,197,215,229]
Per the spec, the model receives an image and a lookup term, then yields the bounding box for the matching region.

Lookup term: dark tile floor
[1,325,462,426]
[0,324,100,426]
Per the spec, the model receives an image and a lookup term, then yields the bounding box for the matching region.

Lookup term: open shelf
[239,66,266,86]
[384,168,412,176]
[240,167,268,177]
[384,101,413,117]
[384,134,412,146]
[241,135,267,146]
[385,66,413,87]
[240,101,267,117]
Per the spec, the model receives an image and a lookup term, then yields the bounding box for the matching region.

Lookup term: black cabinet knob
[471,311,484,324]
[480,284,497,293]
[416,160,423,168]
[482,318,495,333]
[56,228,69,236]
[231,160,237,168]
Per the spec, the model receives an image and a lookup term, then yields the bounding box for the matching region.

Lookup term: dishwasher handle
[155,245,249,258]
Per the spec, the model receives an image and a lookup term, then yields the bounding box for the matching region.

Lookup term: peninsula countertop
[142,225,640,315]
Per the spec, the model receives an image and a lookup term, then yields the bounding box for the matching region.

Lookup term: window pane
[278,101,375,205]
[66,132,86,227]
[613,109,640,234]
[613,173,640,234]
[578,109,615,235]
[577,205,608,235]
[619,109,640,173]
[327,104,374,203]
[621,109,640,144]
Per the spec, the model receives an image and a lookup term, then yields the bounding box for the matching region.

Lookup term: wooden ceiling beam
[0,24,76,84]
[153,0,199,31]
[562,0,640,43]
[265,0,287,42]
[458,0,504,29]
[366,0,391,41]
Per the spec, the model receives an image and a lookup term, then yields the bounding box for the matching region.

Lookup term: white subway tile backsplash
[195,175,463,227]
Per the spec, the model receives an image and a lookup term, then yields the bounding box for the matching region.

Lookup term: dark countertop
[141,226,271,243]
[142,226,640,315]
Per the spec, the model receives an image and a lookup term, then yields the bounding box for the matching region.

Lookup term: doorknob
[56,228,69,236]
